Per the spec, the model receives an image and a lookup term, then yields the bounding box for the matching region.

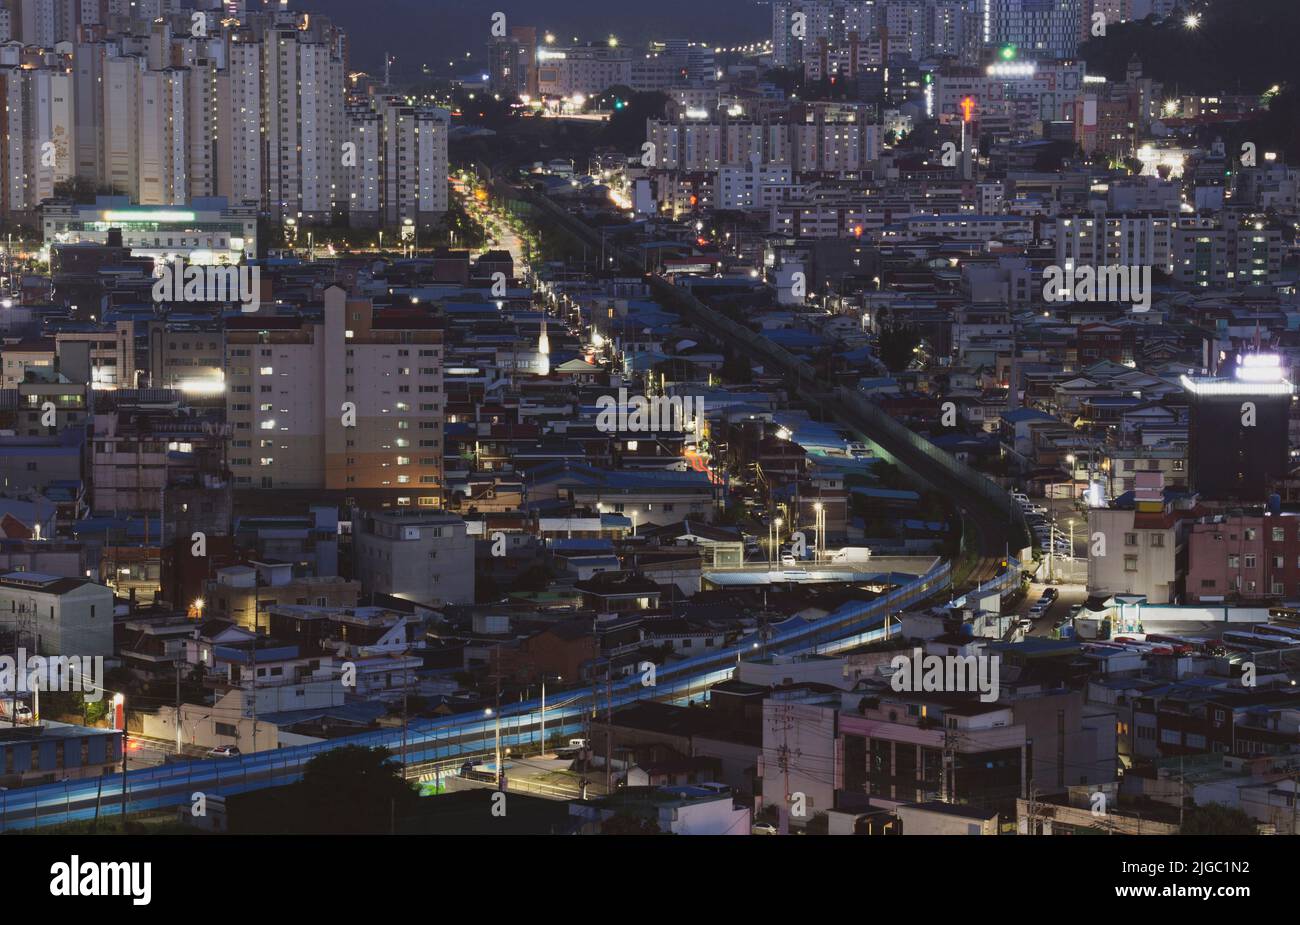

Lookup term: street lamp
[813,502,825,562]
[485,708,501,788]
[539,675,560,754]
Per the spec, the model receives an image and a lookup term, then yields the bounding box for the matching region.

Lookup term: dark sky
[306,0,770,75]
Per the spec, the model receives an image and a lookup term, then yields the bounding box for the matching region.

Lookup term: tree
[596,89,669,152]
[803,811,830,835]
[601,812,661,835]
[877,325,921,372]
[1179,803,1258,836]
[297,746,418,834]
[53,177,122,203]
[475,572,503,604]
[511,565,552,592]
[719,349,753,384]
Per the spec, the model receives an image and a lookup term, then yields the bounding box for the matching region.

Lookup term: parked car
[752,821,779,835]
[1041,588,1059,603]
[207,745,241,759]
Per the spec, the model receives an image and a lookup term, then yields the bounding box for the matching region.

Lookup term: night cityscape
[0,0,1296,897]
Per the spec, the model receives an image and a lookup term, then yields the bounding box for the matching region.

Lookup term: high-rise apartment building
[261,20,347,221]
[986,0,1082,60]
[488,25,537,99]
[224,287,445,508]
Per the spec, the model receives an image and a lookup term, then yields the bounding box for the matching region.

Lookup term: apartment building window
[1274,528,1286,542]
[1229,555,1240,568]
[1124,533,1138,546]
[1150,534,1164,547]
[1245,555,1257,569]
[1124,555,1138,572]
[1246,529,1257,541]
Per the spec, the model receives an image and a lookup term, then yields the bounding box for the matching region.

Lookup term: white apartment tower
[345,106,383,226]
[381,98,449,228]
[262,24,346,221]
[102,54,143,200]
[218,37,262,207]
[137,68,188,205]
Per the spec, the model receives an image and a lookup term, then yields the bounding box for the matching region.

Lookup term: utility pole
[605,660,614,795]
[492,648,503,790]
[401,651,409,771]
[174,661,182,755]
[769,705,799,835]
[120,694,128,828]
[1178,755,1185,832]
[1284,769,1300,835]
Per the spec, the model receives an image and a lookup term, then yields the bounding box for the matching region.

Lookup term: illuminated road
[451,176,529,269]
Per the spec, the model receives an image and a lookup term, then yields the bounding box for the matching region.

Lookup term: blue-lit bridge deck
[0,560,1021,831]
